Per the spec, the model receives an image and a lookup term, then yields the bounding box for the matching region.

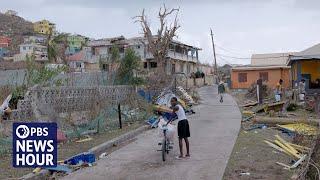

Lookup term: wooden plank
[274,140,301,159]
[287,142,311,150]
[276,162,291,169]
[253,117,319,126]
[241,101,258,107]
[275,135,299,155]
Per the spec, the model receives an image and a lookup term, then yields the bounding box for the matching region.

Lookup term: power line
[215,44,247,56]
[217,56,232,65]
[214,43,296,60]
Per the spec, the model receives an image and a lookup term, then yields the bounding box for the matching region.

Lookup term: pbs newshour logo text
[13,122,57,168]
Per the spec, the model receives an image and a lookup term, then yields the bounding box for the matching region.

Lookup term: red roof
[67,50,85,61]
[0,36,11,47]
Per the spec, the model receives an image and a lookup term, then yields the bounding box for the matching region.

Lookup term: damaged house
[87,36,201,76]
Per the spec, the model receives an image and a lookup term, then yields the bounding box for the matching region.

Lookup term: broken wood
[76,137,93,143]
[276,154,307,170]
[264,140,292,157]
[275,135,299,155]
[274,140,301,159]
[253,117,319,126]
[240,101,258,107]
[276,162,291,169]
[287,142,311,151]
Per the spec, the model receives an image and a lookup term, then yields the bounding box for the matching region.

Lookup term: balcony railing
[167,51,198,63]
[144,51,198,63]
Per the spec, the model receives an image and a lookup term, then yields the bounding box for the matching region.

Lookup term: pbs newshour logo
[13,122,57,168]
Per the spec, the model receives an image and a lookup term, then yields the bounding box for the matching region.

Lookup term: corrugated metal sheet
[251,52,295,66]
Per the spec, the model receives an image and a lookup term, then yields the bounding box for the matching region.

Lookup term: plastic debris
[240,172,251,176]
[64,152,96,165]
[45,165,72,174]
[99,152,108,159]
[244,124,267,131]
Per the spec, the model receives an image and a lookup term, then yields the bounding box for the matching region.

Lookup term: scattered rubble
[226,87,320,179]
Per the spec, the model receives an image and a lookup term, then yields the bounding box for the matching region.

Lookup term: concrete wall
[231,68,290,89]
[0,69,26,86]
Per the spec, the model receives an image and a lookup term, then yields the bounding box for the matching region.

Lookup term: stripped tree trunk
[134,4,180,91]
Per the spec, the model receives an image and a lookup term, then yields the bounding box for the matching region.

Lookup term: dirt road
[63,86,241,180]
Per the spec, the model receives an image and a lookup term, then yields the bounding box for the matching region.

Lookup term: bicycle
[158,124,173,161]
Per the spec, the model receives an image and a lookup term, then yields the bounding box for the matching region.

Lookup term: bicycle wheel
[162,139,166,161]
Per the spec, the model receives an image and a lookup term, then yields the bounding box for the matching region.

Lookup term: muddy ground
[0,122,143,179]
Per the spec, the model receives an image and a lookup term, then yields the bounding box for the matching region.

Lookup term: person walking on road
[170,97,190,159]
[218,81,226,103]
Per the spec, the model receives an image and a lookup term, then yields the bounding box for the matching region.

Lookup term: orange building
[231,65,291,89]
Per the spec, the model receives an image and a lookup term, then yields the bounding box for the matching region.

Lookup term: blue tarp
[64,152,95,165]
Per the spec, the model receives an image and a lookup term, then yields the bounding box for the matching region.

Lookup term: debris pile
[145,87,196,128]
[233,85,320,179]
[31,152,96,178]
[264,135,310,170]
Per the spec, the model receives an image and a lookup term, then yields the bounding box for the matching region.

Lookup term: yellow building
[34,20,56,35]
[289,43,320,93]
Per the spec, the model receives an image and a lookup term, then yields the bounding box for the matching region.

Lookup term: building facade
[34,20,56,35]
[14,43,48,62]
[231,53,292,89]
[231,65,291,89]
[0,36,11,48]
[288,43,320,93]
[66,35,88,55]
[66,47,99,72]
[87,36,201,76]
[0,47,8,58]
[23,35,47,45]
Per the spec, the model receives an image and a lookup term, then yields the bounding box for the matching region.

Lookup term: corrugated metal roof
[232,65,290,71]
[288,43,320,64]
[251,52,295,66]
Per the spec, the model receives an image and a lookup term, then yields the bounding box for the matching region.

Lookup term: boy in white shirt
[170,97,190,159]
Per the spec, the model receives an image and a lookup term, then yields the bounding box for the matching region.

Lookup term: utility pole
[210,29,218,83]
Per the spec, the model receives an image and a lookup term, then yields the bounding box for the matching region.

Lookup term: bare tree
[134,5,180,92]
[134,4,180,73]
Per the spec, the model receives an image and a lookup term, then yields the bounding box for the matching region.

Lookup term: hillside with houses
[0,10,212,80]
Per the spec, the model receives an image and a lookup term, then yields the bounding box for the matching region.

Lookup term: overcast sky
[1,0,320,65]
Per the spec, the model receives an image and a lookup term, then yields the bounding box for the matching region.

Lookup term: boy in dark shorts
[170,97,190,159]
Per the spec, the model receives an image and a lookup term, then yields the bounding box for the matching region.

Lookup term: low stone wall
[11,85,135,121]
